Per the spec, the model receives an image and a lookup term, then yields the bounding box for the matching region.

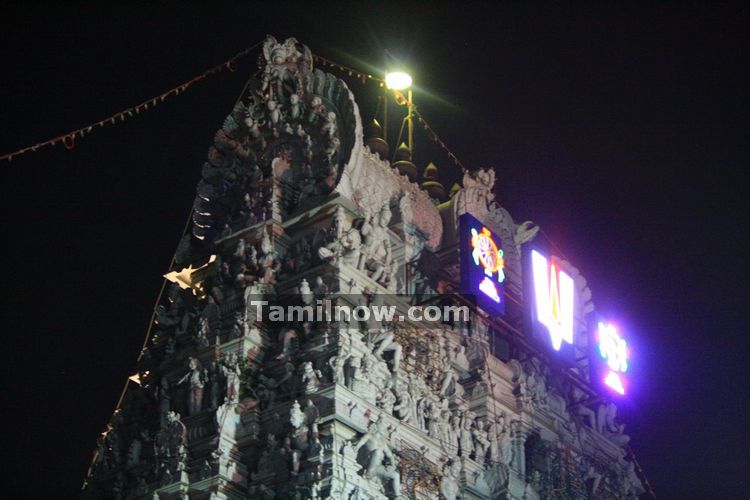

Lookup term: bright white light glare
[531,250,574,351]
[385,71,413,90]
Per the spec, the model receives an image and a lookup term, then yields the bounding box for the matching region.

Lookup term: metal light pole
[385,71,413,154]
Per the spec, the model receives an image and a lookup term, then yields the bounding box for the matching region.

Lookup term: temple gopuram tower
[84,36,649,499]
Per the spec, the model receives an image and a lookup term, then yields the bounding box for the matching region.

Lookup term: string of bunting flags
[411,106,468,171]
[0,41,263,163]
[3,43,469,175]
[311,53,385,85]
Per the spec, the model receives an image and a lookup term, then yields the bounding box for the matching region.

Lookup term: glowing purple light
[597,322,628,373]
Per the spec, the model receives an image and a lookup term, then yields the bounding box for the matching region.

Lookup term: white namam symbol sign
[531,250,575,351]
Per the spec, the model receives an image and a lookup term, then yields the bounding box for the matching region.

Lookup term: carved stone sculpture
[301,361,323,394]
[440,460,462,499]
[358,204,393,284]
[177,357,206,415]
[352,417,401,497]
[369,325,402,373]
[598,402,630,447]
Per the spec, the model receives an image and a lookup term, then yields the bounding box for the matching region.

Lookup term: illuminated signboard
[529,249,575,352]
[459,213,506,316]
[594,321,629,395]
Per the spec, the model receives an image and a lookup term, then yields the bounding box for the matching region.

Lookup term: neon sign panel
[460,213,505,315]
[531,250,575,351]
[596,321,628,395]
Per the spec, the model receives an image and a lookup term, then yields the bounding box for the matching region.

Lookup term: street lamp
[385,71,412,90]
[384,71,414,156]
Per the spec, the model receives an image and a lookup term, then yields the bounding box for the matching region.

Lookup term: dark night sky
[2,2,748,498]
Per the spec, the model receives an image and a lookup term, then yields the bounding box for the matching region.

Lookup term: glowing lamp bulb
[385,71,413,90]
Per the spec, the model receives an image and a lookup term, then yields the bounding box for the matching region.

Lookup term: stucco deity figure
[440,461,462,499]
[407,378,427,429]
[154,283,191,337]
[454,168,495,221]
[260,36,305,99]
[459,411,475,458]
[177,357,206,415]
[352,418,401,497]
[525,357,548,408]
[308,96,325,125]
[286,400,320,475]
[195,316,210,347]
[313,276,329,300]
[377,379,397,414]
[473,417,490,463]
[439,360,465,400]
[442,407,459,452]
[362,353,387,399]
[347,355,376,402]
[369,325,402,373]
[598,402,630,447]
[425,400,443,439]
[358,205,392,283]
[288,93,303,121]
[222,352,242,403]
[321,111,337,139]
[319,214,363,269]
[243,113,263,139]
[331,205,348,239]
[299,278,314,306]
[267,99,281,125]
[393,382,412,423]
[301,361,323,394]
[570,386,597,430]
[329,348,349,386]
[276,327,299,360]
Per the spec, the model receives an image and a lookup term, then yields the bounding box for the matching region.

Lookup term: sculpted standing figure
[440,461,462,499]
[473,417,490,463]
[459,411,475,458]
[369,325,402,373]
[178,357,206,415]
[301,361,323,394]
[393,382,412,423]
[377,379,397,414]
[222,352,242,404]
[286,400,319,476]
[352,418,401,497]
